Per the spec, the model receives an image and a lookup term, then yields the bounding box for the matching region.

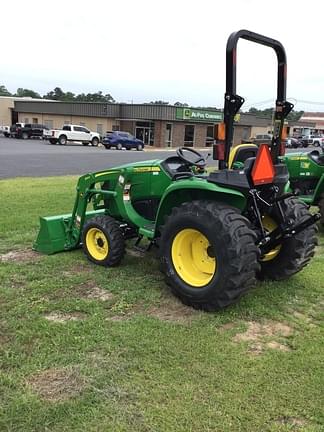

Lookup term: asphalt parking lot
[0,136,314,179]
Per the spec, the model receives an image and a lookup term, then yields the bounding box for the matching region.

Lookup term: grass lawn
[0,177,323,432]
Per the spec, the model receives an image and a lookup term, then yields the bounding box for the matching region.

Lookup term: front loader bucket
[33,210,105,255]
[33,213,74,255]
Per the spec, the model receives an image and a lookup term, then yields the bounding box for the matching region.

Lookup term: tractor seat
[308,150,324,166]
[161,156,191,177]
[229,144,258,168]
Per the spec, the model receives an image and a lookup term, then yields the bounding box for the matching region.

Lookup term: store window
[184,125,195,147]
[165,123,172,147]
[44,120,53,129]
[242,127,250,140]
[32,118,38,124]
[97,124,103,135]
[206,125,214,147]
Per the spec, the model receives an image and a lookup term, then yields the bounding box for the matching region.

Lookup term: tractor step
[133,235,155,253]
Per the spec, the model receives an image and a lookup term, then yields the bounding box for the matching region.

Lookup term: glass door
[136,127,152,145]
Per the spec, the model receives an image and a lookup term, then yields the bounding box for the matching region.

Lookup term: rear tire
[82,215,125,267]
[58,135,67,145]
[319,195,324,226]
[257,197,318,280]
[137,144,143,151]
[159,201,260,311]
[22,132,29,140]
[49,139,57,145]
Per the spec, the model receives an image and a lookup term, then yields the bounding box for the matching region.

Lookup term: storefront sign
[176,107,223,122]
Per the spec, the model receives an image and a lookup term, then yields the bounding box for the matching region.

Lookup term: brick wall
[153,121,164,147]
[194,124,208,147]
[119,121,135,134]
[172,123,185,147]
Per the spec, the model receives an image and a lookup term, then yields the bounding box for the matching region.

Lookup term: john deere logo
[176,107,223,122]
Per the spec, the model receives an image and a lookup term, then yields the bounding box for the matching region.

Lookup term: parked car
[102,131,144,150]
[43,125,100,146]
[251,134,273,146]
[13,123,49,139]
[284,137,302,148]
[300,134,324,148]
[9,123,25,138]
[0,126,10,137]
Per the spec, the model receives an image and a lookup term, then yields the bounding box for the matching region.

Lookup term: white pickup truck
[44,124,101,146]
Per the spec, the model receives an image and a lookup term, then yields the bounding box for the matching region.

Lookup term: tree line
[0,84,304,120]
[0,85,115,103]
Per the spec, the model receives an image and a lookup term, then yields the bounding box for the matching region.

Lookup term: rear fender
[154,179,246,234]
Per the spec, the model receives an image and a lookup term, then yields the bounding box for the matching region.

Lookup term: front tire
[22,132,29,140]
[91,137,99,146]
[159,201,260,311]
[137,144,143,151]
[258,197,318,280]
[82,215,125,266]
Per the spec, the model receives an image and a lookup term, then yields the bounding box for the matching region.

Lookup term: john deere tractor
[34,30,320,311]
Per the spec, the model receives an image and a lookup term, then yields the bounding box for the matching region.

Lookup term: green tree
[149,100,169,105]
[15,88,41,98]
[43,87,65,100]
[174,101,189,107]
[0,85,12,96]
[75,91,115,103]
[247,106,303,122]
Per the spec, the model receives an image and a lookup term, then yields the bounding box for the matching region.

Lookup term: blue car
[102,131,145,151]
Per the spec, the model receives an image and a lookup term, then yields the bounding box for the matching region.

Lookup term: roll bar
[220,29,293,169]
[226,29,287,100]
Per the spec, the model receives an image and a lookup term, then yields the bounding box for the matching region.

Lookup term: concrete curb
[144,147,211,152]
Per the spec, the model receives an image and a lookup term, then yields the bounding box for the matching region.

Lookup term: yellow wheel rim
[85,228,109,261]
[171,228,216,287]
[261,215,281,262]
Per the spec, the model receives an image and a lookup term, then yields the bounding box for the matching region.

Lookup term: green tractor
[283,149,324,224]
[34,30,320,311]
[230,145,324,225]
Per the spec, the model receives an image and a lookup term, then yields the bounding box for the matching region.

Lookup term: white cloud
[1,0,323,110]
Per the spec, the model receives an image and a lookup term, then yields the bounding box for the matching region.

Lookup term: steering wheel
[176,147,206,168]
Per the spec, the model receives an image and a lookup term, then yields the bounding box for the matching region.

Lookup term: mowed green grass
[0,177,323,432]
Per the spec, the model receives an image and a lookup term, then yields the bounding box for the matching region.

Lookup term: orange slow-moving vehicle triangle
[251,144,275,185]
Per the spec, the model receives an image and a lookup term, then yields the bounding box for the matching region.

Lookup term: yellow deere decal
[133,167,161,173]
[301,162,310,169]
